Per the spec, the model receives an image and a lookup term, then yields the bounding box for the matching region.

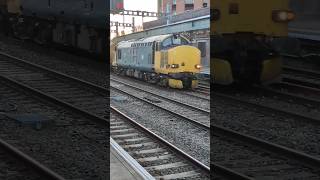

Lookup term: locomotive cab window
[162,38,172,49]
[162,36,189,49]
[173,36,188,45]
[155,42,160,51]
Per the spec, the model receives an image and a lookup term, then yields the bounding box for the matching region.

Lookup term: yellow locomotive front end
[155,45,201,89]
[211,0,295,85]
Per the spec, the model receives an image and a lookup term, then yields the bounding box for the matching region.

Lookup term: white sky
[110,0,158,39]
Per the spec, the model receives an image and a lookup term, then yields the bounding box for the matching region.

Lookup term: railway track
[0,75,108,179]
[111,106,210,179]
[0,138,65,180]
[111,73,210,102]
[0,52,108,119]
[0,52,211,178]
[211,84,320,157]
[212,85,320,125]
[111,78,209,127]
[110,80,210,166]
[282,66,320,89]
[284,66,320,78]
[196,80,210,95]
[212,125,320,179]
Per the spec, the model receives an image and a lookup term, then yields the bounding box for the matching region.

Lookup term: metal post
[132,17,135,33]
[115,22,119,37]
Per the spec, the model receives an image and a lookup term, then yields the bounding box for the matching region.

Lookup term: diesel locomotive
[0,0,107,58]
[112,34,202,89]
[211,0,295,84]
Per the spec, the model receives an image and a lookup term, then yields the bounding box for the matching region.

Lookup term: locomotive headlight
[195,64,202,69]
[287,12,295,21]
[272,10,295,22]
[171,64,179,68]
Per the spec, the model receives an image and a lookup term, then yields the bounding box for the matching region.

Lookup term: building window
[185,0,194,3]
[203,0,208,8]
[172,4,176,11]
[166,3,171,14]
[172,0,177,11]
[185,0,194,11]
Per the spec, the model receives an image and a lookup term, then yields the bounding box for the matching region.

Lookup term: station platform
[289,20,320,41]
[200,66,210,75]
[110,138,154,180]
[198,66,210,79]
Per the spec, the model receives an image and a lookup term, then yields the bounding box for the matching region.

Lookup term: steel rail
[282,76,320,89]
[212,163,253,180]
[0,138,66,180]
[283,65,320,78]
[254,85,320,107]
[211,90,320,125]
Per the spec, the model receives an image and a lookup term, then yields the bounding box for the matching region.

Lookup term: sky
[110,0,158,39]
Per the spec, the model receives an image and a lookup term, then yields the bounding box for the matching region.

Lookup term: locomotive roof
[117,34,173,48]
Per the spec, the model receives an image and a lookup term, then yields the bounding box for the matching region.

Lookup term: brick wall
[160,0,210,15]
